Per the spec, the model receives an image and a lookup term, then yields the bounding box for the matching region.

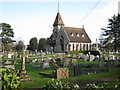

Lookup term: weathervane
[58,2,59,12]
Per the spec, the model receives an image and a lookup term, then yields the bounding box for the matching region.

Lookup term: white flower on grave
[74,84,80,88]
[115,85,118,88]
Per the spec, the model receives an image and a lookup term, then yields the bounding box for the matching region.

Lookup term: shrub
[1,66,21,89]
[84,50,100,56]
[43,79,80,90]
[86,82,120,89]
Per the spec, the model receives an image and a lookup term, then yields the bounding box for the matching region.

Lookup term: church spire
[53,12,64,26]
[53,2,64,26]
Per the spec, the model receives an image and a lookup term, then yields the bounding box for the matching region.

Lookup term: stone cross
[21,51,27,71]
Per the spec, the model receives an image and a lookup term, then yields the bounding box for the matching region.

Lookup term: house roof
[53,12,64,26]
[64,27,91,43]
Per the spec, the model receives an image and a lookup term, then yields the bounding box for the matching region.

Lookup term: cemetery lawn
[14,58,119,88]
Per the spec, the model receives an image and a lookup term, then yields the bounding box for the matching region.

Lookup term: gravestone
[19,51,31,82]
[84,55,89,61]
[4,60,12,64]
[56,68,69,79]
[73,63,81,76]
[106,61,114,72]
[89,55,95,61]
[63,59,70,67]
[42,62,50,68]
[71,59,77,63]
[94,56,99,61]
[5,65,15,69]
[99,55,105,67]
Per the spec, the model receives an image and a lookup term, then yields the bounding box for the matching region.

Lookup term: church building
[48,12,91,53]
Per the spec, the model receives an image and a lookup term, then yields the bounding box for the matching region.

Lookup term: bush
[1,66,21,89]
[84,50,100,56]
[86,82,120,89]
[43,79,80,90]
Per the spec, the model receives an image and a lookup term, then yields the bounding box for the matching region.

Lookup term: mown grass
[10,55,119,88]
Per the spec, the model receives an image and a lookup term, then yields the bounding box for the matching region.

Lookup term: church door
[60,36,64,51]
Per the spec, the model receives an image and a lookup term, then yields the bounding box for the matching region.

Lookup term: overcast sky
[0,0,119,45]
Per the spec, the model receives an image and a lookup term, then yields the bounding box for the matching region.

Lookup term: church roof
[64,27,91,43]
[53,12,64,26]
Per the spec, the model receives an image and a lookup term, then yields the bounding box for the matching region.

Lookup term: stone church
[48,12,91,53]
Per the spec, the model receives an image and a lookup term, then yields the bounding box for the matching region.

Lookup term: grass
[6,54,120,88]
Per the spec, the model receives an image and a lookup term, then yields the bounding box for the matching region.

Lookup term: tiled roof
[64,27,91,43]
[53,12,64,26]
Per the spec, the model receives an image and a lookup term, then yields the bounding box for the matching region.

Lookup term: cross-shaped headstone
[21,51,27,71]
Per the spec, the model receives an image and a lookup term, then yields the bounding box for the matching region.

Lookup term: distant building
[48,12,91,53]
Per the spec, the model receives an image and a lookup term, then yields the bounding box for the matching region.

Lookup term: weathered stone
[42,62,50,68]
[73,63,81,76]
[56,68,69,79]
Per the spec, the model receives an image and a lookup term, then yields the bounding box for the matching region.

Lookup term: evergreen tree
[38,38,47,51]
[102,14,120,52]
[0,23,15,52]
[1,23,15,44]
[27,37,38,52]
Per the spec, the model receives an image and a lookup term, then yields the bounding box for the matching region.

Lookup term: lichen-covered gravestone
[19,51,31,82]
[56,68,69,79]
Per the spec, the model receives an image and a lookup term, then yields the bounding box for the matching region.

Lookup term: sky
[0,0,119,45]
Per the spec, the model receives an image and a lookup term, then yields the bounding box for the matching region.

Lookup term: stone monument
[19,51,31,82]
[56,68,69,79]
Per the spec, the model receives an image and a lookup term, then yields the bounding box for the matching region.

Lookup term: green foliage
[15,40,24,51]
[84,50,100,56]
[87,81,120,89]
[43,79,80,90]
[69,51,79,54]
[27,37,38,52]
[1,66,21,89]
[101,14,120,52]
[38,38,47,51]
[1,23,15,44]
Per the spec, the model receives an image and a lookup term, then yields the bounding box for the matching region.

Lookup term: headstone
[56,68,69,79]
[4,60,12,64]
[89,55,95,61]
[93,56,99,61]
[63,59,70,67]
[71,59,77,63]
[106,61,114,72]
[42,62,50,68]
[4,65,15,69]
[8,54,12,58]
[73,63,81,76]
[109,55,113,60]
[20,51,31,82]
[99,55,105,67]
[84,55,89,61]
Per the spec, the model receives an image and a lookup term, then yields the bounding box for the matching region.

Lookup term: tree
[27,37,38,52]
[15,40,24,57]
[38,38,47,51]
[1,23,15,44]
[101,14,120,52]
[0,23,15,53]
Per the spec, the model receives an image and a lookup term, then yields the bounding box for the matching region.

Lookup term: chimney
[82,25,84,29]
